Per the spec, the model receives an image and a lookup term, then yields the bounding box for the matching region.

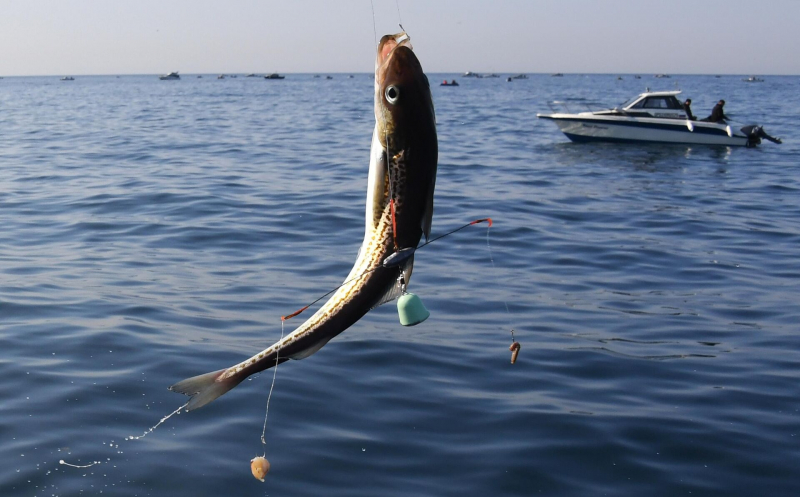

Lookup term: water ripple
[0,74,799,496]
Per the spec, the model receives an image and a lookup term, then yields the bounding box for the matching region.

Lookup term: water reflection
[546,142,739,172]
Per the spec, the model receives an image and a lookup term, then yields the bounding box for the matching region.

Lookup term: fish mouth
[376,32,413,84]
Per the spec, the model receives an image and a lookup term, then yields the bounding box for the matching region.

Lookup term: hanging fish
[170,32,438,410]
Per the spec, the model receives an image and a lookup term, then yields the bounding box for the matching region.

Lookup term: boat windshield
[617,96,640,109]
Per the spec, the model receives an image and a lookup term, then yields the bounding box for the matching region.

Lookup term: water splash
[126,401,189,441]
[59,459,100,468]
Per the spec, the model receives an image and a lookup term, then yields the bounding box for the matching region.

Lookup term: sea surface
[1,72,798,496]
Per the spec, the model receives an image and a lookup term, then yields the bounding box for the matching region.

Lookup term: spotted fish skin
[170,33,437,411]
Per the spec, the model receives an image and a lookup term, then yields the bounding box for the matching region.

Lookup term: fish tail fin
[169,368,244,411]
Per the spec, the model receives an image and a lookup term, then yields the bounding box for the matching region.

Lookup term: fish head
[374,33,436,152]
[374,32,438,245]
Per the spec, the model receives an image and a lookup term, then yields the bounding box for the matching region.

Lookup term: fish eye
[385,85,400,104]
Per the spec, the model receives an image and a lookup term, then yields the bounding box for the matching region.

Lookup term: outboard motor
[741,125,782,147]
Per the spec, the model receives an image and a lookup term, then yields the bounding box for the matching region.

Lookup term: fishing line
[382,99,397,251]
[368,3,396,250]
[260,319,285,453]
[252,6,396,476]
[281,218,492,322]
[370,0,378,49]
[484,222,509,315]
[484,222,520,362]
[278,216,520,363]
[417,218,492,250]
[395,0,404,29]
[59,327,283,473]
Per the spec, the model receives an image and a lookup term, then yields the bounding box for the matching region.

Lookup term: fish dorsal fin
[372,255,415,309]
[421,188,434,242]
[421,169,436,241]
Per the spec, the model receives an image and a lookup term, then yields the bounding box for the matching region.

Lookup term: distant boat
[510,73,528,80]
[742,76,764,82]
[313,74,321,78]
[348,75,354,78]
[197,75,203,78]
[230,74,238,78]
[264,73,285,80]
[538,89,782,147]
[217,74,225,79]
[245,73,257,77]
[551,73,564,77]
[60,76,75,81]
[463,71,498,78]
[440,79,459,86]
[159,71,180,80]
[634,75,642,79]
[325,75,333,80]
[654,74,670,78]
[617,76,623,80]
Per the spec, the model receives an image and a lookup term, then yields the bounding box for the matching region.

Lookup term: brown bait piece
[251,456,270,481]
[509,342,520,364]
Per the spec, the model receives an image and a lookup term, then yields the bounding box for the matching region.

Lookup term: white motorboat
[159,71,180,80]
[537,90,781,147]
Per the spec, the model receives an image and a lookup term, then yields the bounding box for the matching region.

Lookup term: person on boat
[683,99,695,121]
[704,100,730,123]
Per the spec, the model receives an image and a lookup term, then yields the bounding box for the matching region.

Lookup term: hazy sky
[1,0,798,76]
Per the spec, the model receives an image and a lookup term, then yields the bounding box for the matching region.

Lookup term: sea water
[1,73,799,496]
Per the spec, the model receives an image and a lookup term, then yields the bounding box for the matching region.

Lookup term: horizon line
[2,71,797,78]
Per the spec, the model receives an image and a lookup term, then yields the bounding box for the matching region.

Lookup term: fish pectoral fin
[372,257,414,309]
[288,337,332,360]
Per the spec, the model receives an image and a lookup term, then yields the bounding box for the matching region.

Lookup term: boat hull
[539,115,750,147]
